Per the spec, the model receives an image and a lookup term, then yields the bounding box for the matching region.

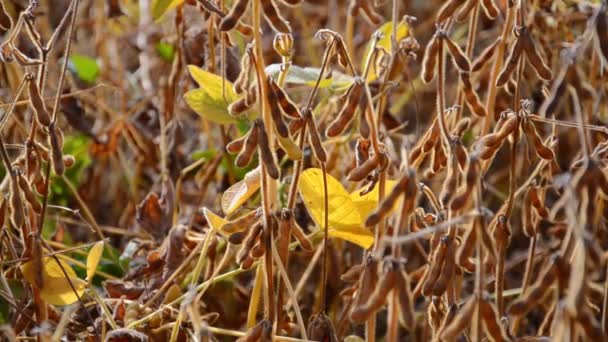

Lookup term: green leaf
[151,0,184,21]
[184,65,254,125]
[156,42,175,61]
[265,64,354,90]
[69,54,100,84]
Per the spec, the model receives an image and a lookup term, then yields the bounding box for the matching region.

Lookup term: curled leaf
[221,167,261,215]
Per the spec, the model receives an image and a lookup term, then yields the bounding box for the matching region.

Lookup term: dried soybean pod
[421,32,440,83]
[422,236,449,296]
[479,296,510,341]
[30,232,44,289]
[233,54,251,94]
[48,124,64,176]
[256,121,280,179]
[223,208,263,234]
[250,238,266,258]
[261,0,291,33]
[341,264,364,283]
[229,97,254,116]
[229,231,246,244]
[456,226,476,272]
[350,256,378,321]
[355,138,371,167]
[460,72,487,117]
[236,319,270,342]
[227,133,249,154]
[455,0,476,21]
[507,259,557,316]
[521,29,552,81]
[307,312,338,342]
[453,140,468,170]
[496,36,524,87]
[423,120,440,152]
[236,126,258,168]
[437,0,467,23]
[288,117,305,135]
[266,78,289,138]
[597,9,608,62]
[0,197,7,226]
[577,307,604,341]
[219,0,249,31]
[444,35,471,72]
[17,173,41,213]
[9,175,24,229]
[397,271,415,330]
[347,155,378,182]
[326,81,363,137]
[523,121,554,160]
[431,238,456,296]
[440,297,477,341]
[0,0,12,30]
[481,0,499,19]
[27,76,51,127]
[236,222,263,264]
[268,78,301,119]
[290,218,312,251]
[365,172,410,227]
[350,269,397,322]
[472,38,500,72]
[305,111,327,163]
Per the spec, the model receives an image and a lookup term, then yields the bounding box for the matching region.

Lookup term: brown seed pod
[227,133,249,154]
[29,232,44,289]
[577,307,604,341]
[261,0,291,33]
[219,0,249,32]
[236,222,263,265]
[522,120,554,160]
[288,117,305,135]
[341,264,364,283]
[350,256,378,320]
[229,230,247,244]
[236,126,259,167]
[229,97,254,116]
[528,185,548,218]
[289,217,312,251]
[223,208,263,234]
[423,120,440,152]
[481,0,500,19]
[48,125,65,176]
[397,271,416,330]
[307,312,338,342]
[268,78,301,119]
[496,36,524,87]
[9,174,24,229]
[347,154,379,182]
[326,81,363,137]
[256,121,280,179]
[460,72,487,117]
[305,111,327,163]
[507,257,558,317]
[421,32,440,83]
[456,226,476,273]
[440,297,477,341]
[17,172,41,213]
[422,236,449,296]
[365,171,412,227]
[597,9,608,63]
[444,35,471,72]
[479,295,510,341]
[350,267,398,322]
[236,319,271,342]
[472,38,501,72]
[455,0,477,21]
[436,0,467,23]
[431,237,456,296]
[0,0,12,30]
[521,29,552,81]
[266,78,289,138]
[234,54,251,95]
[250,238,266,258]
[27,77,51,127]
[453,140,468,171]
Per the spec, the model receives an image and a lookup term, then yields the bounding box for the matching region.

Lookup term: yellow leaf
[202,207,229,237]
[363,21,409,81]
[86,241,104,282]
[298,168,373,249]
[151,0,184,21]
[350,180,398,220]
[21,257,86,306]
[221,167,261,215]
[184,65,248,124]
